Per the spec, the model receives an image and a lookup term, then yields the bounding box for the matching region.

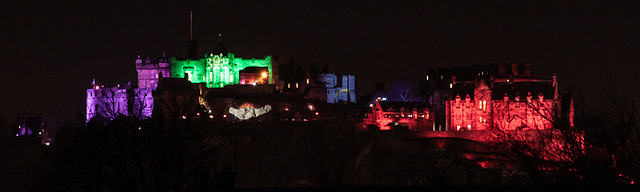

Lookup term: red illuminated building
[446,63,573,131]
[368,101,434,131]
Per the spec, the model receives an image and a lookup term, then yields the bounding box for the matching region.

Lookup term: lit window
[306,79,309,84]
[426,75,429,80]
[482,101,487,112]
[456,125,461,131]
[449,83,453,89]
[209,115,214,119]
[296,83,299,88]
[369,104,373,107]
[315,112,319,116]
[467,125,471,130]
[288,83,291,88]
[262,72,268,78]
[478,101,482,110]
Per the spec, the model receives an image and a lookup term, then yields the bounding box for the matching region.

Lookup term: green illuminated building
[170,42,275,88]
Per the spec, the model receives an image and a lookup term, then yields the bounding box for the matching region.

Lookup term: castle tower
[136,53,170,89]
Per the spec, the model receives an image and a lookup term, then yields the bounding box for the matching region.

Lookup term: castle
[365,63,573,133]
[86,40,355,122]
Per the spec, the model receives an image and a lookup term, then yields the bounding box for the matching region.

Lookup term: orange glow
[239,103,255,109]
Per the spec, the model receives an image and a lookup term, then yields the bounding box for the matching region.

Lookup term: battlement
[135,55,171,68]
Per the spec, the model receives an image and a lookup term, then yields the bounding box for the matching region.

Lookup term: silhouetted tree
[37,89,224,191]
[387,78,421,102]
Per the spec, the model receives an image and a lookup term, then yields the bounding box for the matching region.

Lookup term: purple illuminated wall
[86,84,154,122]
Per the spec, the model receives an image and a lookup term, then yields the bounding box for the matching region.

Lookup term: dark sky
[2,0,639,130]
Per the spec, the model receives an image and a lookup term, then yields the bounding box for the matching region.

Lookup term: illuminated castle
[364,63,573,133]
[169,41,277,88]
[86,38,278,121]
[86,32,364,122]
[446,63,572,131]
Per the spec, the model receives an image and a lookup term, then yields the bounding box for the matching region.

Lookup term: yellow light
[261,72,267,78]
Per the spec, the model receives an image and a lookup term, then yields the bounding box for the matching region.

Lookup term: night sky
[2,1,639,133]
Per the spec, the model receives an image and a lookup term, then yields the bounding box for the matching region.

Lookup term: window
[482,101,487,112]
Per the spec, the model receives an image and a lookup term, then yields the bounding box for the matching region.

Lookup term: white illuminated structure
[229,105,272,120]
